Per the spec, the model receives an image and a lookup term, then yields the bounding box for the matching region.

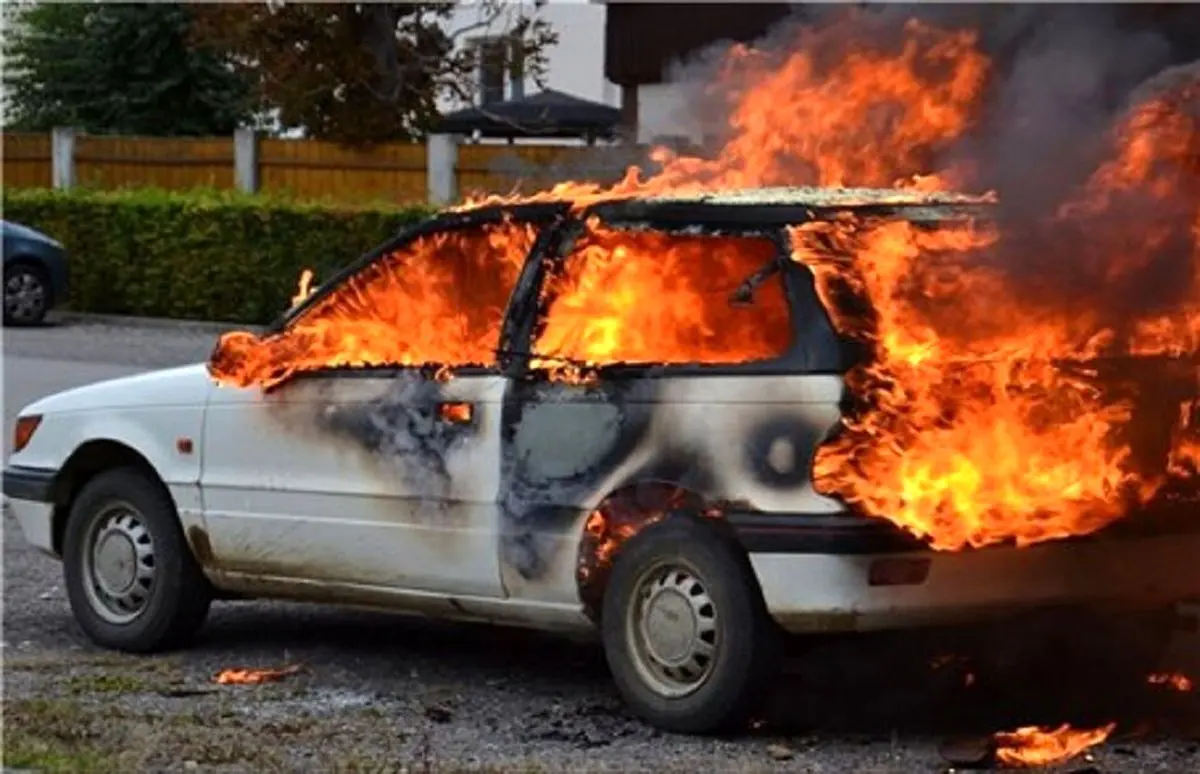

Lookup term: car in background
[3,220,69,325]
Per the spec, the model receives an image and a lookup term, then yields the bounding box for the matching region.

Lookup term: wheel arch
[574,479,756,622]
[50,439,169,555]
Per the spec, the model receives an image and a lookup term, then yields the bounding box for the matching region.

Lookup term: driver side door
[199,218,542,599]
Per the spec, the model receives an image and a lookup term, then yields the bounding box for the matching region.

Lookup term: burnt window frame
[507,207,847,380]
[259,203,568,383]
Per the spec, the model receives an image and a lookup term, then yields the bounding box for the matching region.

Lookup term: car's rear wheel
[4,262,50,326]
[63,467,211,652]
[601,514,781,734]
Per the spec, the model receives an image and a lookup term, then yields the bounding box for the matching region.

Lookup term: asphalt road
[3,319,1200,772]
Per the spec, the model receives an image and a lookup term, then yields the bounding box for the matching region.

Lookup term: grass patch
[2,698,119,773]
[65,672,155,695]
[5,652,137,672]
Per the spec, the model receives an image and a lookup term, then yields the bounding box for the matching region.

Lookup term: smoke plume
[650,2,1200,356]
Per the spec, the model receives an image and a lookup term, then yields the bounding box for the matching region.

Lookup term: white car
[7,188,1200,734]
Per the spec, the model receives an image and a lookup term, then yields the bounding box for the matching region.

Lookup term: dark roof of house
[436,89,622,139]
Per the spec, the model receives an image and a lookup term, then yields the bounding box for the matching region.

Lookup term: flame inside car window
[209,221,538,389]
[533,223,793,368]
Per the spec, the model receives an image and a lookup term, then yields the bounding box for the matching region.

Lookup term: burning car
[5,185,1200,734]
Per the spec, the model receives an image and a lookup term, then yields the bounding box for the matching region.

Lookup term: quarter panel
[497,372,847,603]
[8,403,209,540]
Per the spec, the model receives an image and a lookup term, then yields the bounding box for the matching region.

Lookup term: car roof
[448,185,996,227]
[620,185,992,208]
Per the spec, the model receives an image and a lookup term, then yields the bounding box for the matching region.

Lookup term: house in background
[603,2,792,144]
[439,1,792,145]
[442,1,619,114]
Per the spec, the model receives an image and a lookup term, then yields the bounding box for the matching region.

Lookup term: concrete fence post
[426,133,458,206]
[233,127,259,193]
[51,126,76,189]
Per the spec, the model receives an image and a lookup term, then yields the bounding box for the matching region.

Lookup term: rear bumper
[734,511,1200,634]
[3,465,58,557]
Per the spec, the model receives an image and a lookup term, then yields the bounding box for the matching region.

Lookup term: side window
[532,222,793,367]
[213,221,538,389]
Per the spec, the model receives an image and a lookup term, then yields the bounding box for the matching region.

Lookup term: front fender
[11,404,208,541]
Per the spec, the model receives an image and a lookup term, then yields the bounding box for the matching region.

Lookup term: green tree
[3,2,256,136]
[188,1,558,146]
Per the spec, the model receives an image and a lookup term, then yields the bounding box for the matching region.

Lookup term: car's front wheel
[601,514,781,734]
[4,262,50,326]
[62,467,212,652]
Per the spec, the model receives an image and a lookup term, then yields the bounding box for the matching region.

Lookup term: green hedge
[1,187,435,324]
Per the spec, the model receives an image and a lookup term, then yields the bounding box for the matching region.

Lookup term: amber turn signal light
[12,415,42,454]
[438,401,474,424]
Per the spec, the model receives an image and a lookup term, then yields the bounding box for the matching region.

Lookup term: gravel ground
[4,317,1200,773]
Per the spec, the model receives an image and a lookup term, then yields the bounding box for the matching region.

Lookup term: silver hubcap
[5,270,46,321]
[83,505,156,624]
[627,563,718,698]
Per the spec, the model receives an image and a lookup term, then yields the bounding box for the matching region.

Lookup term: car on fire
[5,187,1200,734]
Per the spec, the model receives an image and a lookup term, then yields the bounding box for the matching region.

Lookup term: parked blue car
[2,220,69,325]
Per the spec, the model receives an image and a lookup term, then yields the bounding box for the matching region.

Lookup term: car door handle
[437,401,474,424]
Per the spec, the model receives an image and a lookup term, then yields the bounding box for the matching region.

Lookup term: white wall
[441,0,618,110]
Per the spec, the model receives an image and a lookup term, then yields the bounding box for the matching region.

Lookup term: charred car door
[494,214,847,605]
[199,214,548,598]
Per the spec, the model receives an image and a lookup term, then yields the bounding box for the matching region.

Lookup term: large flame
[209,222,537,389]
[209,12,1199,552]
[533,220,791,368]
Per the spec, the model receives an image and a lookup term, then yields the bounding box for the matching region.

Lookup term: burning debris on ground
[993,723,1117,769]
[214,664,303,685]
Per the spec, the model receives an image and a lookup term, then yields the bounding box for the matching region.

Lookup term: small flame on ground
[213,664,302,685]
[1148,672,1193,692]
[993,722,1116,768]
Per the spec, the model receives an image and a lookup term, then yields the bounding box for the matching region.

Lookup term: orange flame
[533,220,791,369]
[291,268,316,308]
[1148,672,1193,692]
[784,71,1199,550]
[993,723,1116,768]
[209,222,537,390]
[456,13,991,210]
[213,664,302,685]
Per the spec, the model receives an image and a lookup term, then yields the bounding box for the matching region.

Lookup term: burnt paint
[273,208,852,590]
[316,372,479,507]
[744,416,824,488]
[496,376,692,580]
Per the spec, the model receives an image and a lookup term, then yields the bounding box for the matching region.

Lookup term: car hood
[23,363,216,415]
[2,220,63,249]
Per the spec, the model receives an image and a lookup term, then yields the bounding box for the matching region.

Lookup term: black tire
[601,513,781,734]
[62,467,212,652]
[3,261,50,326]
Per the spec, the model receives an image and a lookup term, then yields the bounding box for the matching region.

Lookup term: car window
[213,221,539,388]
[292,221,539,368]
[532,222,793,367]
